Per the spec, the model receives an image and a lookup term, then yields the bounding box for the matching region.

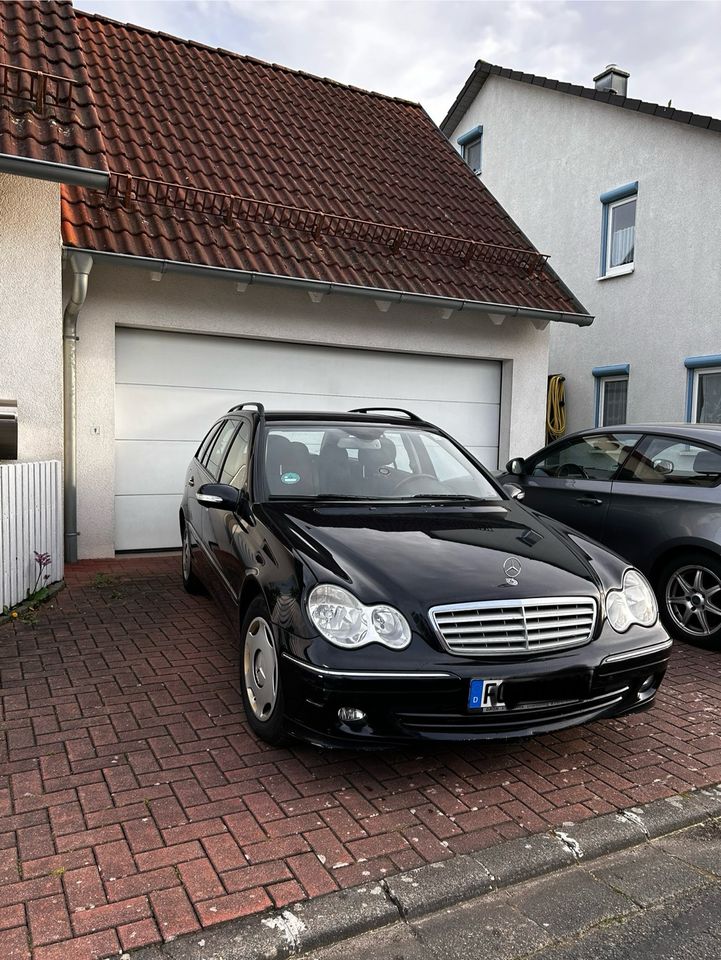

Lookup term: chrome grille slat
[430,597,597,656]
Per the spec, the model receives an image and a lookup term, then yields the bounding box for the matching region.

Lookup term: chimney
[593,64,629,97]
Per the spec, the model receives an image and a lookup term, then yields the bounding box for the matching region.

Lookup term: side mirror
[506,457,527,477]
[196,483,240,511]
[653,458,674,476]
[503,482,525,501]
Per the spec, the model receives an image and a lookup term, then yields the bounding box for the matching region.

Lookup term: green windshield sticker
[281,471,301,484]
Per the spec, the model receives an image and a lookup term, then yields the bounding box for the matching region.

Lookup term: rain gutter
[0,154,110,189]
[63,247,594,327]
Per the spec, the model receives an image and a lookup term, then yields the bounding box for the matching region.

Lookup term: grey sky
[78,0,721,122]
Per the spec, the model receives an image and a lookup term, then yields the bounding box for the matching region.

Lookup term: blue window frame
[599,182,638,278]
[593,364,630,427]
[457,125,483,174]
[685,355,721,423]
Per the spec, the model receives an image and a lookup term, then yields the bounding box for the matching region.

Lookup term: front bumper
[280,634,672,747]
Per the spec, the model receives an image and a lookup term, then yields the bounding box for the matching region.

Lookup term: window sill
[597,265,635,281]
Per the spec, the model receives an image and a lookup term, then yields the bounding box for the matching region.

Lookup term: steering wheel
[557,462,589,479]
[393,473,446,494]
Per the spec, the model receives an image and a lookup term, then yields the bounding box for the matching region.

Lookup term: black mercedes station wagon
[180,404,671,748]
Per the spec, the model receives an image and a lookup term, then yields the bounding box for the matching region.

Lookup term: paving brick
[150,886,200,939]
[117,917,162,951]
[243,834,309,864]
[135,840,204,871]
[33,929,119,960]
[195,887,272,927]
[177,859,225,901]
[26,896,71,947]
[0,926,30,960]
[0,904,25,932]
[71,896,151,936]
[95,839,137,879]
[105,867,180,902]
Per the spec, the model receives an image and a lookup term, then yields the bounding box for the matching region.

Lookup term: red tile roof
[0,0,106,171]
[2,3,589,318]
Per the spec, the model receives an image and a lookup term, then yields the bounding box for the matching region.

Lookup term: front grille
[430,597,597,656]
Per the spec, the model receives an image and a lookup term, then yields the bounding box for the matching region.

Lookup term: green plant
[25,551,52,605]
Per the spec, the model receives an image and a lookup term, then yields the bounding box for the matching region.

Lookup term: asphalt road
[306,819,721,960]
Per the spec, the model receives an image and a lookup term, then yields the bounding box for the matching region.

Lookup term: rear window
[618,436,721,487]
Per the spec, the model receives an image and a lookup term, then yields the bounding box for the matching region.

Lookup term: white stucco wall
[0,174,63,461]
[447,77,721,434]
[69,262,551,557]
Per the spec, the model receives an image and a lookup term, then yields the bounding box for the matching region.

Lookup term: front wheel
[181,523,203,594]
[240,598,286,744]
[658,552,721,645]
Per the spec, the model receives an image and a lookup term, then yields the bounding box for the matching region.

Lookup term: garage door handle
[188,476,195,487]
[576,496,602,506]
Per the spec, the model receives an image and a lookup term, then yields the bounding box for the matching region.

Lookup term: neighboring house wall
[446,77,721,439]
[68,262,550,558]
[0,174,63,462]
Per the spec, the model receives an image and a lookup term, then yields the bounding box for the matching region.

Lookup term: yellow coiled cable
[546,374,566,443]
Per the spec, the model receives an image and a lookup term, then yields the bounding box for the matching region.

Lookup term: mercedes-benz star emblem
[503,556,522,585]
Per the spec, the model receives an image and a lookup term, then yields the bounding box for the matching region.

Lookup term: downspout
[63,252,93,563]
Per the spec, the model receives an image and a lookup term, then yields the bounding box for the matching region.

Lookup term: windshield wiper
[408,494,492,502]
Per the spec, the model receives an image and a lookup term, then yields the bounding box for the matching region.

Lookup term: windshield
[263,423,501,501]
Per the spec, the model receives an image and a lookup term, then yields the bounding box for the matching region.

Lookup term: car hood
[259,499,606,608]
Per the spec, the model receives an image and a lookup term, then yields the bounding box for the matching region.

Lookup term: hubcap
[243,617,278,721]
[182,529,192,579]
[666,565,721,637]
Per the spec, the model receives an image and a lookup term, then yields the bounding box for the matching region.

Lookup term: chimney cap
[593,64,630,82]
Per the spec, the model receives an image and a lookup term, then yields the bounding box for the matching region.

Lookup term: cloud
[79,0,721,121]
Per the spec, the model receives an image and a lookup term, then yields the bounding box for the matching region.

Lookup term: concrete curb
[127,783,721,960]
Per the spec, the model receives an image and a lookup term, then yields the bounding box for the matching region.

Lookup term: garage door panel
[116,440,196,496]
[116,330,501,405]
[114,329,501,550]
[115,384,243,440]
[115,495,183,551]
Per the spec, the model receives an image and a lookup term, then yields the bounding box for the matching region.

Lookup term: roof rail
[348,406,423,422]
[228,401,266,416]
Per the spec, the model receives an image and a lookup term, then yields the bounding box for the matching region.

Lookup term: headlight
[606,569,657,633]
[308,585,411,650]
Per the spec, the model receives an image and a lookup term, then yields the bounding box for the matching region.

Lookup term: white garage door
[115,328,501,550]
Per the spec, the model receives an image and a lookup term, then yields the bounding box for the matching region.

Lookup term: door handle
[576,496,602,506]
[188,476,195,487]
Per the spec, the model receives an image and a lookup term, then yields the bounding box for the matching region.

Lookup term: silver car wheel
[666,564,721,637]
[243,616,278,721]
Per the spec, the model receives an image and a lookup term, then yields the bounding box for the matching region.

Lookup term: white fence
[0,461,64,610]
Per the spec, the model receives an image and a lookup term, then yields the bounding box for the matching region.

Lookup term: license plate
[468,679,507,712]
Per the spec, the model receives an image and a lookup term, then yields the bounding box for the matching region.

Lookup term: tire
[181,522,204,595]
[239,597,286,744]
[657,552,721,646]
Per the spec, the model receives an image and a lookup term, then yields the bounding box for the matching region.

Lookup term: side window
[219,420,251,487]
[530,433,640,480]
[204,420,237,479]
[196,423,221,464]
[619,436,721,487]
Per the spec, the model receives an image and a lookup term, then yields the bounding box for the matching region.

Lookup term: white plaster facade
[0,173,64,462]
[444,75,721,440]
[70,261,551,558]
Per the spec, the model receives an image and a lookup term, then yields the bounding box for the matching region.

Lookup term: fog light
[639,674,655,693]
[338,707,366,723]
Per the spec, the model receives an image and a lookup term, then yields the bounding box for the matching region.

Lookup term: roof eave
[63,246,594,327]
[440,61,492,137]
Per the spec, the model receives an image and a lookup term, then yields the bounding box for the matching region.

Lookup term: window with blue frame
[685,356,721,423]
[457,125,483,174]
[593,365,630,426]
[599,182,637,278]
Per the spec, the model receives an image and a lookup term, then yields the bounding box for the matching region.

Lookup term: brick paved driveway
[1,556,720,960]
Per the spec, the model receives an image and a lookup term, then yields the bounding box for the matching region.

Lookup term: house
[1,1,590,559]
[441,60,721,438]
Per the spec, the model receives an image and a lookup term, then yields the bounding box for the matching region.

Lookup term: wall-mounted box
[0,400,18,460]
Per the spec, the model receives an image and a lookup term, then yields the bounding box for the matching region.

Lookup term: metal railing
[104,171,550,274]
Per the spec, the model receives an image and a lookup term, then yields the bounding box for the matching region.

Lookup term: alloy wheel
[665,564,721,637]
[243,617,278,721]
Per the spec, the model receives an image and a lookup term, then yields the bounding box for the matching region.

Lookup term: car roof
[568,423,721,441]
